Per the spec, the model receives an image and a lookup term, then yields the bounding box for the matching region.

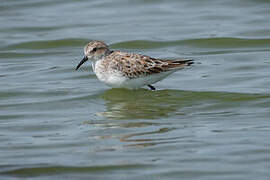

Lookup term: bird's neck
[91,50,113,70]
[91,60,108,83]
[91,58,105,72]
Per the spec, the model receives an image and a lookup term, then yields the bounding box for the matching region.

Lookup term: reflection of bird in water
[97,89,189,120]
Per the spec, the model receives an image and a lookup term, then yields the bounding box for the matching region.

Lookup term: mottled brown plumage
[105,51,193,79]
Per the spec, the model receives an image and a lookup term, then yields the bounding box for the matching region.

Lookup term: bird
[76,40,193,90]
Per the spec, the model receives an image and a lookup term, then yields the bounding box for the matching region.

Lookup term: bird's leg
[147,85,156,91]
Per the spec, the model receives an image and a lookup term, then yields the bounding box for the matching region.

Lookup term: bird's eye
[92,48,97,52]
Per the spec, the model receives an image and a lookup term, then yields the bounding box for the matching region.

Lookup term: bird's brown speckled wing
[107,51,193,78]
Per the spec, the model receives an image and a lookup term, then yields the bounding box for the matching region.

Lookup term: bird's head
[76,40,110,70]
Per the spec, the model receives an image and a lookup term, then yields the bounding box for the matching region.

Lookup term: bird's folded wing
[108,51,193,78]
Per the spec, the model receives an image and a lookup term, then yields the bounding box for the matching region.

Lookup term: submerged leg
[147,85,156,91]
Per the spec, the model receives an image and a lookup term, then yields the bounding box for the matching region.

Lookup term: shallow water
[1,0,270,179]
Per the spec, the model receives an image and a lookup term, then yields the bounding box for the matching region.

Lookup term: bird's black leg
[147,85,156,91]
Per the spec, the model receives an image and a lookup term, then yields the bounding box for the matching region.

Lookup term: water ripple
[1,164,150,177]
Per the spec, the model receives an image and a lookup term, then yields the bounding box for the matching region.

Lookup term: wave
[4,37,270,50]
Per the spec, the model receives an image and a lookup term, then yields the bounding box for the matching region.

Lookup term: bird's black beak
[76,56,88,70]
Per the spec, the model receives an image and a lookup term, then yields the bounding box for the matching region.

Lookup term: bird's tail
[165,59,194,69]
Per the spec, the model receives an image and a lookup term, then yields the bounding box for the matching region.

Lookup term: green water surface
[1,0,270,179]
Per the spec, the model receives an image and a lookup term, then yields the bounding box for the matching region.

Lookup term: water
[1,0,270,179]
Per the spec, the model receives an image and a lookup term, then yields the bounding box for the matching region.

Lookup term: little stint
[76,40,193,90]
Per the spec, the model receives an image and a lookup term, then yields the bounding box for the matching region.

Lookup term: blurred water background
[1,0,270,179]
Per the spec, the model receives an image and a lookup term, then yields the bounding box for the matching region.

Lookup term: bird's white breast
[92,60,127,88]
